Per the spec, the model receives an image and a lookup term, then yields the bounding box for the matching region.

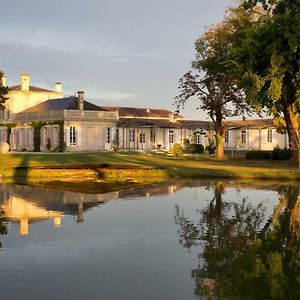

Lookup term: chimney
[55,82,62,93]
[77,91,84,110]
[169,113,175,123]
[20,73,30,91]
[1,74,6,87]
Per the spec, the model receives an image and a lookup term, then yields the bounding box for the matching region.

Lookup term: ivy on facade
[30,121,47,152]
[0,123,16,144]
[30,120,65,152]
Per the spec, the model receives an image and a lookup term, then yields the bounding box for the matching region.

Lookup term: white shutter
[77,126,81,146]
[66,127,70,146]
[111,127,115,142]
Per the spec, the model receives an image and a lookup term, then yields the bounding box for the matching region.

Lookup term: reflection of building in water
[0,180,293,236]
[1,195,63,235]
[0,184,119,235]
[0,182,185,235]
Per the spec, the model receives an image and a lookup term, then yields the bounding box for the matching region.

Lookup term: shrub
[246,151,271,160]
[203,150,209,157]
[271,146,291,160]
[170,143,183,157]
[205,145,216,155]
[188,143,204,154]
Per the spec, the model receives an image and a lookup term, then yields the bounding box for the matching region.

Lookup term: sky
[0,0,235,120]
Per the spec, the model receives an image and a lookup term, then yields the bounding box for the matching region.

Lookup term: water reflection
[175,182,300,300]
[0,182,182,238]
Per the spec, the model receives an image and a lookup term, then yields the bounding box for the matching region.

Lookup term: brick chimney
[55,82,62,93]
[77,91,84,110]
[20,73,30,91]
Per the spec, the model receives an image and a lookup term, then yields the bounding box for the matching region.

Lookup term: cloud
[0,28,162,63]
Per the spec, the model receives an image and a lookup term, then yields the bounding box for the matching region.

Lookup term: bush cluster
[245,151,270,160]
[246,146,291,160]
[188,143,205,154]
[271,146,291,160]
[170,143,183,157]
[205,145,216,155]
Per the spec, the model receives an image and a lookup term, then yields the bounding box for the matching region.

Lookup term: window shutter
[66,127,70,146]
[77,126,81,146]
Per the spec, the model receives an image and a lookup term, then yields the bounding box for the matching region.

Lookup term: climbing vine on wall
[49,121,65,152]
[30,120,65,152]
[0,123,16,144]
[30,121,47,152]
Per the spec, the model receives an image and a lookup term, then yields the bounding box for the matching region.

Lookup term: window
[20,128,24,146]
[150,128,156,143]
[43,127,48,146]
[70,126,76,146]
[129,129,135,143]
[267,129,272,143]
[140,133,146,144]
[225,131,229,143]
[169,130,174,144]
[115,128,119,140]
[54,127,58,146]
[195,131,201,144]
[241,130,246,144]
[106,128,111,143]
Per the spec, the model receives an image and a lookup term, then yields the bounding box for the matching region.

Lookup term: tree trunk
[214,117,224,159]
[282,103,300,165]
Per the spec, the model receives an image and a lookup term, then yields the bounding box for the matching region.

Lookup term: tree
[0,71,8,110]
[175,21,250,159]
[228,1,300,162]
[175,182,300,299]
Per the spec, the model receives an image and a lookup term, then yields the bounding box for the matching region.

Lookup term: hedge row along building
[0,74,288,152]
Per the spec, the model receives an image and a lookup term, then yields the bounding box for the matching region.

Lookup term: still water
[0,181,299,300]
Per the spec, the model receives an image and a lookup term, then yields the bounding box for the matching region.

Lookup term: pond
[0,180,299,300]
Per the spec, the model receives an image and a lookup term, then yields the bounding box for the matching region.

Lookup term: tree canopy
[226,1,300,161]
[175,19,250,159]
[0,71,8,110]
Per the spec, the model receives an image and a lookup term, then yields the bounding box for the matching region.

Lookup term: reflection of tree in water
[175,182,300,300]
[0,208,7,250]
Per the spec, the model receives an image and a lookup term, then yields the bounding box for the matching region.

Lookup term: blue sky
[0,0,234,119]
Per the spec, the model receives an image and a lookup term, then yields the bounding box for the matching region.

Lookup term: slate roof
[178,120,212,129]
[21,96,104,113]
[8,85,56,93]
[223,119,274,128]
[98,106,182,119]
[117,118,210,129]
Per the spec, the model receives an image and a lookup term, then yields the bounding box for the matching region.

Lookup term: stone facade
[0,73,289,153]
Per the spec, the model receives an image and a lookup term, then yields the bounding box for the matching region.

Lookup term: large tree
[0,71,8,110]
[228,0,300,162]
[175,19,249,159]
[175,183,300,299]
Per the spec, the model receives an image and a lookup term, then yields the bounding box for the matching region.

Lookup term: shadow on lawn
[13,154,31,185]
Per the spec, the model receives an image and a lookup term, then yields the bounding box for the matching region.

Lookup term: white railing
[13,110,118,122]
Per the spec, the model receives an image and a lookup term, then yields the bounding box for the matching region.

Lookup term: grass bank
[0,151,299,183]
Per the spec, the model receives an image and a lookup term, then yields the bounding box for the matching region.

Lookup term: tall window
[224,131,229,143]
[140,133,146,144]
[267,129,272,143]
[169,130,174,144]
[129,129,135,143]
[195,131,201,144]
[150,128,156,143]
[20,128,24,146]
[106,128,111,143]
[70,126,76,146]
[54,127,58,146]
[43,127,48,146]
[241,130,246,144]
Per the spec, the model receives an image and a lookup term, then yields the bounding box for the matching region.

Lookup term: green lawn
[0,151,299,181]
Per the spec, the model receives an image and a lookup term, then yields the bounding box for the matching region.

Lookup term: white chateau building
[0,74,288,152]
